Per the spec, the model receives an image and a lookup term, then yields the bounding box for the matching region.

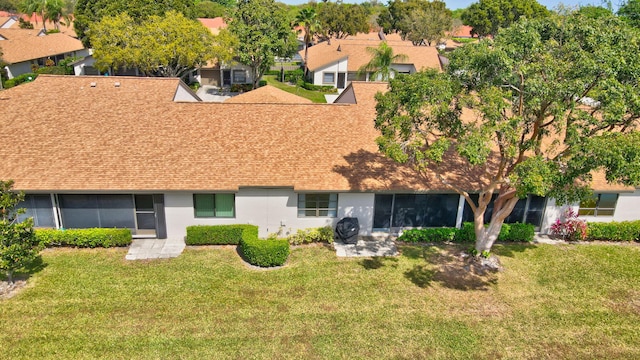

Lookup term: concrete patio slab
[335,236,398,257]
[125,238,185,260]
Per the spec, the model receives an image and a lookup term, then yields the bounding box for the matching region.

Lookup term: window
[461,194,546,227]
[298,194,337,217]
[58,194,135,229]
[232,70,246,84]
[578,193,618,216]
[373,194,459,229]
[322,72,335,84]
[193,194,235,218]
[17,194,55,228]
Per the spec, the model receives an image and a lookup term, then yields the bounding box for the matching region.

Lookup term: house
[0,15,18,29]
[0,75,637,240]
[300,33,443,92]
[195,17,252,87]
[0,28,89,78]
[0,11,76,36]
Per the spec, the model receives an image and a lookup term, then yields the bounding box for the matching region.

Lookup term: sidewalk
[334,236,398,257]
[125,238,185,260]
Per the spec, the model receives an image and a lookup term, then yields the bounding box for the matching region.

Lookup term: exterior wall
[173,84,200,102]
[538,198,577,234]
[164,189,338,239]
[311,58,348,91]
[5,61,32,79]
[336,193,375,236]
[579,189,640,223]
[390,64,416,75]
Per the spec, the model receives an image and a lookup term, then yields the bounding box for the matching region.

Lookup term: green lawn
[263,75,330,103]
[1,243,639,359]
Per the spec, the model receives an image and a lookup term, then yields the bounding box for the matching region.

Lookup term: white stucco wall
[336,193,375,236]
[579,189,640,223]
[312,58,348,90]
[164,189,346,239]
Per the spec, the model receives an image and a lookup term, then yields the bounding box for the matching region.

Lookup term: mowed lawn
[1,243,639,359]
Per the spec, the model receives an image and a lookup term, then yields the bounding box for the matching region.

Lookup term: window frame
[193,193,236,218]
[322,72,335,84]
[232,70,246,84]
[297,193,338,218]
[578,193,618,217]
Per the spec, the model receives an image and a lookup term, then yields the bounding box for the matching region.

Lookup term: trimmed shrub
[503,223,535,242]
[284,68,303,83]
[4,73,37,88]
[587,221,640,241]
[36,228,132,248]
[258,80,267,87]
[453,222,476,243]
[300,82,336,92]
[240,237,290,267]
[185,225,258,245]
[398,227,457,243]
[287,226,333,245]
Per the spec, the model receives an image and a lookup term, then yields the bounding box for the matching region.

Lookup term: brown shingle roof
[224,85,312,104]
[302,38,442,73]
[0,29,84,63]
[0,75,630,193]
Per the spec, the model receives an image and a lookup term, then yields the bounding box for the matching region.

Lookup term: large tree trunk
[473,190,520,255]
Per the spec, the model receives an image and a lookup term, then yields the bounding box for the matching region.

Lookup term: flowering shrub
[551,208,587,241]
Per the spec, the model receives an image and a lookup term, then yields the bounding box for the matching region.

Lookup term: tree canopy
[0,180,42,283]
[228,0,297,89]
[378,0,452,45]
[74,0,197,46]
[317,2,369,40]
[91,11,225,78]
[461,0,549,37]
[358,42,407,81]
[374,13,640,254]
[618,0,640,28]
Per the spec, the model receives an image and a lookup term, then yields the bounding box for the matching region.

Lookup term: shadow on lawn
[401,245,499,291]
[492,243,537,258]
[359,256,399,270]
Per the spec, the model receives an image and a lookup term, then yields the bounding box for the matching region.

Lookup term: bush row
[3,73,38,88]
[300,82,336,92]
[398,222,535,243]
[587,221,640,241]
[287,226,333,245]
[185,224,258,245]
[36,228,132,248]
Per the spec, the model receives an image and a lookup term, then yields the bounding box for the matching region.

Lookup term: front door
[223,70,231,86]
[134,195,156,237]
[337,72,346,89]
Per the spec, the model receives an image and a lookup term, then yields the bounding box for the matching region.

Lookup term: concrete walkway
[125,238,185,260]
[335,236,398,257]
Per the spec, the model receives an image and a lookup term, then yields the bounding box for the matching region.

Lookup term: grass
[1,243,639,359]
[263,75,329,103]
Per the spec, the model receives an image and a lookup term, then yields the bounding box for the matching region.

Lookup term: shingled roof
[302,37,442,73]
[0,75,630,193]
[0,28,84,64]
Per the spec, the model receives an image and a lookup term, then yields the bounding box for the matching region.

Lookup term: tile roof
[0,75,631,193]
[224,85,312,104]
[0,11,76,37]
[0,29,84,63]
[198,17,227,35]
[302,37,442,73]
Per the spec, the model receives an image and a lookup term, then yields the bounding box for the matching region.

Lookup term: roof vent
[90,82,97,87]
[114,82,121,88]
[337,45,341,52]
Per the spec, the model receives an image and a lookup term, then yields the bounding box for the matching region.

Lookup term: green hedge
[36,228,132,248]
[398,222,535,243]
[4,73,37,88]
[185,225,258,245]
[587,221,640,241]
[287,226,334,245]
[300,82,336,92]
[240,237,290,267]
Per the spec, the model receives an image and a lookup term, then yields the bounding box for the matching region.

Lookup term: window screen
[17,194,55,228]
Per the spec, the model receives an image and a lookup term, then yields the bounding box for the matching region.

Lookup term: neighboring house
[0,28,88,78]
[0,11,76,37]
[195,17,252,87]
[300,32,443,92]
[71,54,140,77]
[0,75,637,240]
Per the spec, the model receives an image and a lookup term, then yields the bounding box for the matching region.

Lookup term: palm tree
[358,42,408,82]
[295,7,320,79]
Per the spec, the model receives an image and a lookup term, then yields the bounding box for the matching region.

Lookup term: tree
[0,0,19,12]
[619,0,640,28]
[374,13,640,255]
[195,1,227,18]
[228,0,297,89]
[461,0,549,37]
[0,180,42,283]
[91,11,223,78]
[397,1,452,46]
[317,2,369,39]
[576,5,613,19]
[358,42,407,81]
[296,6,320,78]
[74,0,197,46]
[377,0,452,45]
